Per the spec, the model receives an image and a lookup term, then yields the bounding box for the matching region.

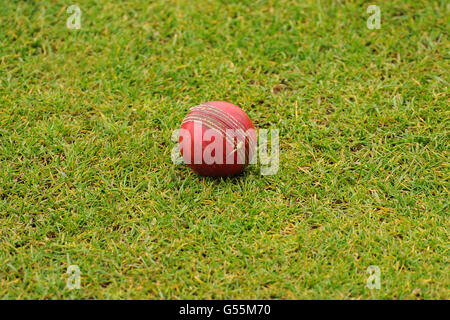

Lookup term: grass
[0,0,448,299]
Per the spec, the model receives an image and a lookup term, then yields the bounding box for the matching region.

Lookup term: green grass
[0,0,448,299]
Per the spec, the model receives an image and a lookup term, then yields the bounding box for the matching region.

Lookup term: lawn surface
[0,0,448,299]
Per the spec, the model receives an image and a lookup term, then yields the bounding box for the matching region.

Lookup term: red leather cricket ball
[179,101,256,177]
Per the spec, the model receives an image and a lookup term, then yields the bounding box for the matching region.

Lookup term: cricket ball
[179,101,256,177]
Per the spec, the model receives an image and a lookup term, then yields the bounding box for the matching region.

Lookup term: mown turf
[0,0,448,299]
